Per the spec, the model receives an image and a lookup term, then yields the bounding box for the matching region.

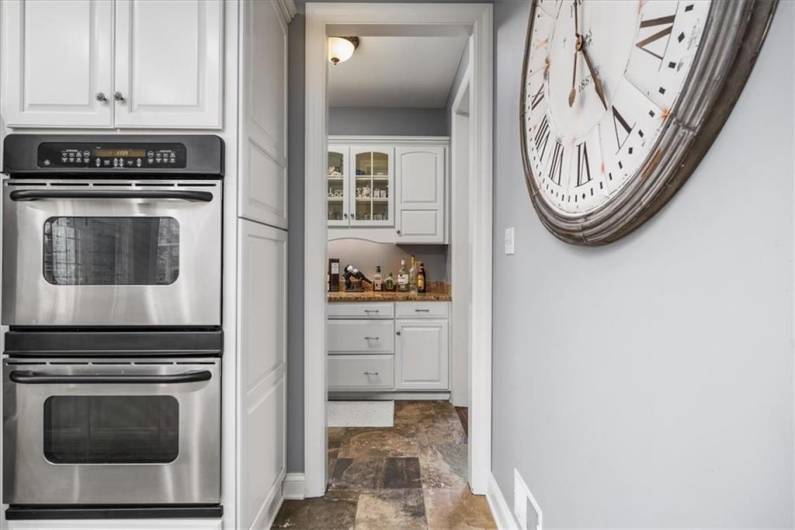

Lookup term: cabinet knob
[396,229,401,234]
[113,91,126,103]
[95,92,108,103]
[343,213,348,219]
[396,331,401,336]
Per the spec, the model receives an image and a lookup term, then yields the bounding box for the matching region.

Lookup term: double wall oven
[1,135,224,520]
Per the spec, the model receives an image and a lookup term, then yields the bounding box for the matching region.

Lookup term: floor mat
[328,400,395,427]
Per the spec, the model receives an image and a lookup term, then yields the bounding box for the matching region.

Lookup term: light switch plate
[504,227,515,255]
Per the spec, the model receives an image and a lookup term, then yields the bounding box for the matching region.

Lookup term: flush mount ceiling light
[328,36,359,65]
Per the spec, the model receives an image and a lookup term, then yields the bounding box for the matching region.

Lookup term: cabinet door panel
[114,0,223,128]
[396,319,449,390]
[396,145,446,243]
[349,146,394,227]
[239,0,288,228]
[1,0,113,127]
[237,220,287,530]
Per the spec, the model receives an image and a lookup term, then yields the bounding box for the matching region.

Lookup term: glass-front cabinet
[327,146,348,226]
[327,144,394,227]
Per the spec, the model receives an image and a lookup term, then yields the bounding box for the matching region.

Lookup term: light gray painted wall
[329,107,448,136]
[286,12,306,473]
[491,1,794,528]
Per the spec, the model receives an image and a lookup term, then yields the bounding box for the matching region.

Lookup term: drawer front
[396,302,449,319]
[328,302,394,319]
[329,355,395,390]
[328,320,395,354]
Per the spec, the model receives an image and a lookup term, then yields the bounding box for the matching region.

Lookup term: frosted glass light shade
[328,37,356,65]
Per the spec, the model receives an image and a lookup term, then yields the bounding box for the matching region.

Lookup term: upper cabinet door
[113,0,223,129]
[328,146,350,227]
[238,0,288,228]
[1,0,114,128]
[395,145,446,244]
[349,146,394,227]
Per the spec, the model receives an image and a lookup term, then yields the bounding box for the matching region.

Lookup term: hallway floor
[273,401,496,529]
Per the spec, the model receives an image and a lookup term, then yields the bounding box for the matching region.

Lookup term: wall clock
[520,0,778,245]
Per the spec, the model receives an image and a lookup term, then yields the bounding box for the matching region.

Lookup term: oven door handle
[8,370,213,385]
[8,189,213,202]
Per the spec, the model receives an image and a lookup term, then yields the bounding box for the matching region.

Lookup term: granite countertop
[328,282,451,302]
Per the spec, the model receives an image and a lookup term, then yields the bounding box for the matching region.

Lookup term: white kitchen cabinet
[113,0,223,128]
[396,145,446,244]
[328,319,395,354]
[0,0,114,128]
[237,220,287,530]
[0,0,223,129]
[327,137,448,243]
[395,319,449,391]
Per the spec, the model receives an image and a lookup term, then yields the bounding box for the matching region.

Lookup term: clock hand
[568,3,581,107]
[581,45,607,110]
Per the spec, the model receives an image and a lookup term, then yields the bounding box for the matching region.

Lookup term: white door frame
[304,2,493,498]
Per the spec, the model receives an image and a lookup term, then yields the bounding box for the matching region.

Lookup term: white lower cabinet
[395,319,449,391]
[327,302,449,392]
[329,355,395,391]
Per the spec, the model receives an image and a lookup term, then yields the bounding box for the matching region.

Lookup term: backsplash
[327,239,449,282]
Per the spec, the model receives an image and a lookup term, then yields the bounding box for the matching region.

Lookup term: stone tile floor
[273,401,496,529]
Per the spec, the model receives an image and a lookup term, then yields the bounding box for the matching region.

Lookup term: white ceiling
[328,36,468,109]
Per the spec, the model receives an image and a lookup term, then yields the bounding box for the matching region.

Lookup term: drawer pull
[363,309,380,314]
[363,336,380,341]
[363,371,380,376]
[414,309,430,313]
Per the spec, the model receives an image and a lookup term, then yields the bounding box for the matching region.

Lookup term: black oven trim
[4,329,223,357]
[6,504,223,520]
[2,134,224,179]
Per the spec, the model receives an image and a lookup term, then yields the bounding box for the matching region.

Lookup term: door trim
[303,2,493,497]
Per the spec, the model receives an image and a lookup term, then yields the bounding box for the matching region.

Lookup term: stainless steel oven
[1,134,223,328]
[3,357,220,506]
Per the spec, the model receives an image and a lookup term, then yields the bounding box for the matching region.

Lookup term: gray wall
[491,1,794,528]
[286,12,306,473]
[329,107,448,136]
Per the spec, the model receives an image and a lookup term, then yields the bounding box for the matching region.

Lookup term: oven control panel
[37,142,187,169]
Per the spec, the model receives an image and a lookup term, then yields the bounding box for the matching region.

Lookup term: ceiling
[328,36,468,109]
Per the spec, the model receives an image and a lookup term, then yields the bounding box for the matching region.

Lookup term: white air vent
[514,469,542,530]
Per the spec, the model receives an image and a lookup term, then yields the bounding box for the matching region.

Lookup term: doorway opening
[301,3,493,517]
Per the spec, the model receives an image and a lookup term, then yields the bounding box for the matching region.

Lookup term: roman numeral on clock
[636,14,676,61]
[534,114,551,161]
[611,106,632,151]
[576,142,591,186]
[548,141,564,185]
[530,84,544,110]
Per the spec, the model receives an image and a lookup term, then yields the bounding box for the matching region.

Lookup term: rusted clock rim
[519,0,779,246]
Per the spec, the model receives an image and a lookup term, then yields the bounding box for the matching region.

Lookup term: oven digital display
[95,148,146,157]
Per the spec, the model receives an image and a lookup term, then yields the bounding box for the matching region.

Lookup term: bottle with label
[385,273,395,291]
[373,266,383,292]
[417,261,426,293]
[409,255,417,293]
[397,259,409,292]
[328,258,340,292]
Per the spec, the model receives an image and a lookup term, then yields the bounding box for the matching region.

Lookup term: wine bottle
[417,261,426,293]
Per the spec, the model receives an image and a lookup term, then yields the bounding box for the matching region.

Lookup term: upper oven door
[2,180,221,327]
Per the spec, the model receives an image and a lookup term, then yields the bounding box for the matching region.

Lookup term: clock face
[522,0,712,217]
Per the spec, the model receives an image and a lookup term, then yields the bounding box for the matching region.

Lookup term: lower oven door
[2,180,221,326]
[3,359,220,505]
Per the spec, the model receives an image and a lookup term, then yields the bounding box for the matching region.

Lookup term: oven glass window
[43,396,179,464]
[42,217,179,285]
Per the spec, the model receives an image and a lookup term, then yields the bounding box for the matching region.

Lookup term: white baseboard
[283,472,306,500]
[487,473,519,530]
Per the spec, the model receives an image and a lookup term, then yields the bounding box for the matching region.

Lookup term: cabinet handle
[414,309,430,313]
[363,309,380,314]
[95,92,108,103]
[363,336,380,341]
[396,331,401,336]
[363,371,379,376]
[113,91,126,103]
[343,213,348,219]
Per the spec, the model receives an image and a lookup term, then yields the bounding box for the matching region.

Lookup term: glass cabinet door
[350,147,393,226]
[327,147,349,226]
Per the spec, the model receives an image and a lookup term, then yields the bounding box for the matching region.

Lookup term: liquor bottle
[373,266,383,291]
[328,258,340,292]
[397,260,409,292]
[417,261,426,293]
[385,273,395,291]
[409,255,417,293]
